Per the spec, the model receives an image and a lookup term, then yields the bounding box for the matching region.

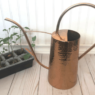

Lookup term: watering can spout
[5,18,49,69]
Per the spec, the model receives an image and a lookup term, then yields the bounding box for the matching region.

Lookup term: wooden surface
[0,54,95,95]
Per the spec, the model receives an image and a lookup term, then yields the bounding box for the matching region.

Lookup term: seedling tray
[0,48,34,79]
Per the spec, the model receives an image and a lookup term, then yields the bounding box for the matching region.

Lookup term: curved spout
[5,18,49,69]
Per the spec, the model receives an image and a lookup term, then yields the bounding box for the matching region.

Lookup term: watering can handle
[56,2,95,59]
[5,18,49,69]
[56,2,95,39]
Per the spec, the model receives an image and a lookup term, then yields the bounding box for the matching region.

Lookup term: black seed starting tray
[0,48,34,79]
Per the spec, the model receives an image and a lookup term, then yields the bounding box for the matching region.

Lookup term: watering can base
[48,77,77,89]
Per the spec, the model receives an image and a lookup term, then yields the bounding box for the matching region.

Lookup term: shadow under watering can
[5,3,95,89]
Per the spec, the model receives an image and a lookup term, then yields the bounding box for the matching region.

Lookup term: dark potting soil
[21,57,25,60]
[9,59,19,65]
[1,63,6,67]
[0,63,6,68]
[15,49,26,56]
[4,53,14,59]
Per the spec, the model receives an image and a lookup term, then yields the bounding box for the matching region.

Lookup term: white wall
[0,0,95,48]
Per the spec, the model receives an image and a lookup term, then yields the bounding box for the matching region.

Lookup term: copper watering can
[5,3,95,89]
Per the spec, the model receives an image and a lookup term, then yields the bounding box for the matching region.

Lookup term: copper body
[5,3,95,90]
[48,30,80,89]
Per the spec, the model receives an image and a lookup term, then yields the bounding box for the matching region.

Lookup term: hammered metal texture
[48,31,80,89]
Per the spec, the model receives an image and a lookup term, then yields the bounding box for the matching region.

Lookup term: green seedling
[3,28,10,52]
[31,36,36,50]
[1,37,9,53]
[23,53,31,60]
[2,37,12,59]
[1,25,36,61]
[9,32,18,61]
[2,26,18,61]
[0,38,3,65]
[0,38,8,64]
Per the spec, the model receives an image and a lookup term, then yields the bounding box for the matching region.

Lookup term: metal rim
[53,29,80,42]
